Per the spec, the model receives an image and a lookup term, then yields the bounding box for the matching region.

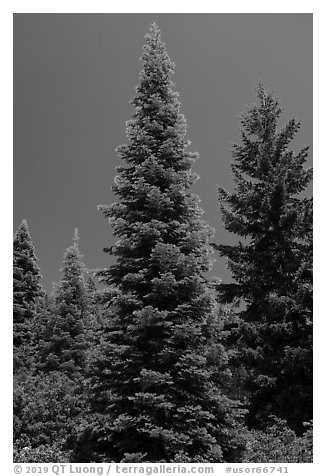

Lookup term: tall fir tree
[77,24,244,463]
[13,220,44,371]
[215,84,312,433]
[39,230,88,374]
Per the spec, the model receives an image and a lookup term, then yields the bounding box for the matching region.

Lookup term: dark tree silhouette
[215,84,312,434]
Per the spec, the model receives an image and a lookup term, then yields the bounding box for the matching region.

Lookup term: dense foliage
[14,372,85,453]
[215,84,313,434]
[13,229,92,462]
[13,26,312,464]
[242,418,313,463]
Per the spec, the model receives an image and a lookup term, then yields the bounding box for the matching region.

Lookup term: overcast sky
[13,13,312,292]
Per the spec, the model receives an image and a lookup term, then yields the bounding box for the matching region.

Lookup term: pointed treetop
[14,220,41,267]
[146,21,163,44]
[139,22,175,83]
[256,81,272,99]
[14,219,30,240]
[57,229,86,304]
[73,228,80,249]
[59,228,84,278]
[63,228,81,258]
[256,83,281,114]
[149,21,160,35]
[239,83,283,140]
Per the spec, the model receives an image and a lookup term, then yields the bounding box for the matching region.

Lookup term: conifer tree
[77,24,244,463]
[39,230,88,374]
[13,220,44,371]
[215,84,312,433]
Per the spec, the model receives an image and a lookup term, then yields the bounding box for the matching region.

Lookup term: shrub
[242,417,313,463]
[13,442,72,463]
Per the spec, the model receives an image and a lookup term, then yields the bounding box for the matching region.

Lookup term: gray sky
[13,13,312,292]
